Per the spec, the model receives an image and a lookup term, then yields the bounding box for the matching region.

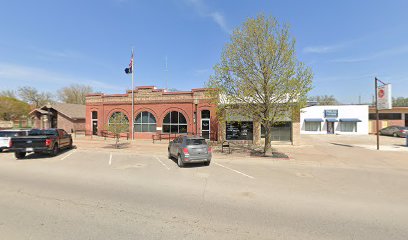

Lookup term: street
[1,145,408,240]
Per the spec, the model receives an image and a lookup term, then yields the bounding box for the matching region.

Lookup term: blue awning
[325,118,338,122]
[304,118,324,122]
[339,118,362,122]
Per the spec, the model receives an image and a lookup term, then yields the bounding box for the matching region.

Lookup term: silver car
[168,136,212,167]
[379,126,408,138]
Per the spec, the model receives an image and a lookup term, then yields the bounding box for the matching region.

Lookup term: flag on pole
[124,51,133,74]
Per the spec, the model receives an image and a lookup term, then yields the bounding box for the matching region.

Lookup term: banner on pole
[377,84,392,110]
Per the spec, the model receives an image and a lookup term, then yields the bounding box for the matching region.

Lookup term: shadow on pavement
[15,147,76,160]
[330,143,354,148]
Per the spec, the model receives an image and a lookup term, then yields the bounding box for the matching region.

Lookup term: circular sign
[378,89,385,98]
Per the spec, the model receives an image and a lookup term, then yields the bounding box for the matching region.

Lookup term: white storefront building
[300,105,369,135]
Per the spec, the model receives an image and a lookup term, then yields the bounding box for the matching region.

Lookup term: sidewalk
[71,135,408,170]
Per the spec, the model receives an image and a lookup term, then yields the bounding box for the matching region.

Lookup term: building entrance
[327,122,334,134]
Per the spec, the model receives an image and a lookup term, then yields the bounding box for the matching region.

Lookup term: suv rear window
[186,139,206,145]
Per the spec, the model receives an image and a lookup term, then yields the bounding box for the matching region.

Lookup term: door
[201,120,210,139]
[327,122,334,134]
[92,120,98,135]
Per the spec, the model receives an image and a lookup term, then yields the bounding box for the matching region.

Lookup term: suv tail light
[8,139,12,148]
[45,139,52,147]
[183,148,189,154]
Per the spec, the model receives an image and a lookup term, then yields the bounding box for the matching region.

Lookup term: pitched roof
[39,103,86,119]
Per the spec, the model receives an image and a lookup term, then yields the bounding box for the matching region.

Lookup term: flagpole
[131,48,134,140]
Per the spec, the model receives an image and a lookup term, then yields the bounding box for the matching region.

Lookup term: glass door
[201,119,210,139]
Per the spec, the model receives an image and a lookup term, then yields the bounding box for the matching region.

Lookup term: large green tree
[0,96,31,121]
[208,14,313,155]
[58,84,93,105]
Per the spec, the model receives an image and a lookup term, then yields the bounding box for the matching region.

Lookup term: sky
[0,0,407,104]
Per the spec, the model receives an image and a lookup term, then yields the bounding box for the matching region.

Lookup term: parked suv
[168,135,212,167]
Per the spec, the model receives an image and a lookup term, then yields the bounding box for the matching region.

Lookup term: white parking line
[109,153,112,165]
[214,162,255,179]
[155,156,170,170]
[60,150,76,161]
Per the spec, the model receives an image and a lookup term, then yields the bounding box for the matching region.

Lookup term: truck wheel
[50,144,59,156]
[15,152,26,159]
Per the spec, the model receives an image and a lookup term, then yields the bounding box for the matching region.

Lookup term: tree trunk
[115,135,119,149]
[263,124,272,157]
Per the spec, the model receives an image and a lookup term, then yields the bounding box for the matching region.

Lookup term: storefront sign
[377,84,392,110]
[226,121,253,140]
[324,110,338,118]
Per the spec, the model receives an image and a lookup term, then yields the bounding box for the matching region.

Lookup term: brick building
[368,106,408,133]
[85,86,217,140]
[85,86,300,144]
[30,103,86,133]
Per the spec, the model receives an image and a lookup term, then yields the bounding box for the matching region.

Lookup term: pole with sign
[375,77,392,150]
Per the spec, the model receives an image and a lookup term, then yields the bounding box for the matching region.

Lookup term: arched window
[108,112,129,126]
[163,111,187,133]
[134,111,156,132]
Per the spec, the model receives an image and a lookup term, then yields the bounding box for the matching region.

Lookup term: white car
[0,130,30,152]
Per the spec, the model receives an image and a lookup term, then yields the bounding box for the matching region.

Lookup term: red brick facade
[85,86,218,140]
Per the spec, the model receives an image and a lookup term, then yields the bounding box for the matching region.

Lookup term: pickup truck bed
[9,128,73,159]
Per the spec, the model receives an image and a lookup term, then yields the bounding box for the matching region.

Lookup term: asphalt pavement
[0,147,407,240]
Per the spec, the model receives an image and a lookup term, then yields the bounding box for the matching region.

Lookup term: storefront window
[163,111,188,133]
[305,122,321,131]
[135,111,156,132]
[261,122,292,141]
[341,122,357,132]
[226,121,253,140]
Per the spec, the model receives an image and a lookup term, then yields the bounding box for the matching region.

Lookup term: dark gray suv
[168,135,212,167]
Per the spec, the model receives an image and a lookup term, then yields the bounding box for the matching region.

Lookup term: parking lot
[1,136,408,240]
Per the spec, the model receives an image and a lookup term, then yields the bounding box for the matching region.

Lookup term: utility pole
[375,77,379,150]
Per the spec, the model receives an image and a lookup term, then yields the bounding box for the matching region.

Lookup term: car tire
[393,133,398,137]
[204,161,211,166]
[15,152,26,159]
[177,155,184,168]
[0,149,3,153]
[50,144,59,156]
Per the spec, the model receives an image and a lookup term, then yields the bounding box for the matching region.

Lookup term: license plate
[26,148,33,152]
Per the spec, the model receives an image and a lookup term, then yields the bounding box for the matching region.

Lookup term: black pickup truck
[9,128,73,159]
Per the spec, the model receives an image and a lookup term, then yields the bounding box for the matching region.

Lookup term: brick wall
[57,113,85,133]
